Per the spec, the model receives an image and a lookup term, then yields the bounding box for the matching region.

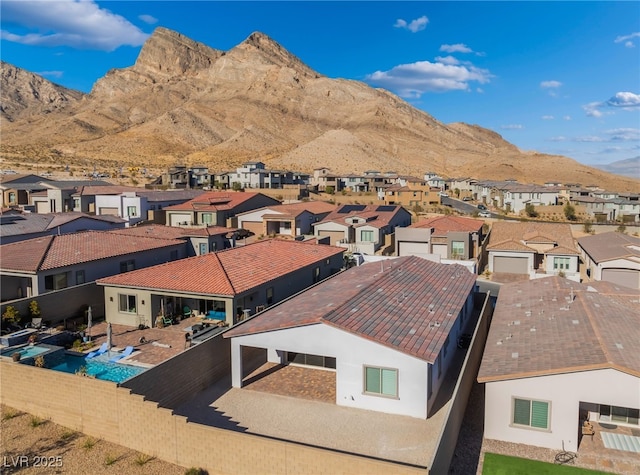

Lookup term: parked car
[462,196,472,201]
[439,192,449,197]
[479,211,491,218]
[477,204,487,211]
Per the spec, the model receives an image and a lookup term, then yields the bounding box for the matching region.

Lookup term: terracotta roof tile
[98,239,344,296]
[478,277,640,382]
[578,232,640,263]
[487,222,577,253]
[410,215,484,236]
[163,191,267,212]
[226,256,477,363]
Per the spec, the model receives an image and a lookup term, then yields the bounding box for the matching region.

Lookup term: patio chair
[182,306,192,318]
[582,420,595,439]
[109,346,134,363]
[85,342,108,359]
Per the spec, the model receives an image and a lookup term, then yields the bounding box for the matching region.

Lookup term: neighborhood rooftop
[98,239,344,295]
[225,255,477,363]
[578,232,640,263]
[478,277,640,383]
[410,215,484,235]
[487,221,579,254]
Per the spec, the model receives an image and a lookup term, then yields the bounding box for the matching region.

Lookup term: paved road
[441,197,498,217]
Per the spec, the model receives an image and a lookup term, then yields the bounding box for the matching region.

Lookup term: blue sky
[1,1,639,168]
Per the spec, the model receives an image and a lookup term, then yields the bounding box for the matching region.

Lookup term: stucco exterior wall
[484,369,640,452]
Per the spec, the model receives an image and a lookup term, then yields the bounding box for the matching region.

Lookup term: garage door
[242,221,264,236]
[432,244,447,259]
[170,213,192,226]
[318,230,345,245]
[36,201,49,213]
[601,268,640,289]
[398,241,429,256]
[98,207,119,216]
[494,256,528,274]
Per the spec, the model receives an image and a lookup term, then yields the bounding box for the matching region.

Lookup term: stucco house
[225,255,478,419]
[313,204,412,255]
[486,222,580,281]
[164,191,281,228]
[478,277,639,453]
[0,231,186,301]
[0,211,126,244]
[395,215,485,267]
[578,232,640,289]
[235,201,336,238]
[97,239,345,328]
[0,174,54,209]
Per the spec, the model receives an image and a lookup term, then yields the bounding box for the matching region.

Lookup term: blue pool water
[2,345,49,359]
[49,353,146,383]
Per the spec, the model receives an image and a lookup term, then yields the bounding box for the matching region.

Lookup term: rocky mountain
[1,27,639,192]
[0,61,84,123]
[595,157,640,180]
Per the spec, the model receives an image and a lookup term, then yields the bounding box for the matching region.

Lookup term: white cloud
[550,136,567,142]
[584,91,640,117]
[540,80,562,88]
[604,128,640,142]
[501,124,523,130]
[614,32,640,47]
[434,55,459,65]
[440,43,472,54]
[563,115,571,121]
[138,14,158,25]
[0,0,149,51]
[541,115,554,120]
[575,135,605,143]
[394,16,429,33]
[365,59,492,96]
[36,70,63,79]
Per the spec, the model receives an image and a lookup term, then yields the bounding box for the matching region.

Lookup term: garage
[432,243,447,259]
[169,213,192,226]
[318,230,345,246]
[601,268,640,290]
[98,207,119,216]
[493,256,529,274]
[241,220,264,236]
[398,241,429,257]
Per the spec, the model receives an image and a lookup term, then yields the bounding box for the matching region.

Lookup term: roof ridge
[214,251,237,294]
[35,235,56,271]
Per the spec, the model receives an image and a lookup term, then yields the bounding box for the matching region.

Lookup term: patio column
[231,339,243,388]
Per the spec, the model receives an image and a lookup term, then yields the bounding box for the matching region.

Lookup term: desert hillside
[1,27,638,191]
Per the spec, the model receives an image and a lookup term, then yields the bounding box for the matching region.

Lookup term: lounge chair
[85,342,108,359]
[109,345,134,363]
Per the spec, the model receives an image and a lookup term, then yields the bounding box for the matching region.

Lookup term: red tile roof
[478,277,640,382]
[578,232,640,263]
[107,224,235,239]
[410,215,484,237]
[317,204,407,229]
[0,231,182,272]
[487,222,578,254]
[163,191,267,212]
[225,256,477,363]
[98,239,344,296]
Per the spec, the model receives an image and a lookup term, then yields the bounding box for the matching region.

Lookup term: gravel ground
[0,405,196,475]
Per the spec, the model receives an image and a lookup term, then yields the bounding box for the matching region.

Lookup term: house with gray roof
[225,256,478,419]
[478,277,639,453]
[578,232,640,289]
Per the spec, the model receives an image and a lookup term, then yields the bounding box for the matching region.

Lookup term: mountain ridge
[1,27,638,192]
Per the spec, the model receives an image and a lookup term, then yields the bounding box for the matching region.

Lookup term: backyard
[482,453,613,475]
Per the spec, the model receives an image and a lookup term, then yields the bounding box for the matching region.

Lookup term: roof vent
[497,340,503,345]
[515,303,522,308]
[511,352,519,359]
[525,310,532,317]
[530,327,536,332]
[615,343,624,349]
[572,320,579,325]
[409,328,416,335]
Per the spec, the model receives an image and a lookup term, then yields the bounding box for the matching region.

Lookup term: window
[199,243,208,255]
[451,241,465,259]
[313,266,321,282]
[76,270,85,285]
[287,352,336,369]
[364,366,398,397]
[361,230,374,242]
[553,257,570,270]
[512,397,550,430]
[127,206,137,217]
[266,287,274,305]
[202,213,213,225]
[8,192,16,204]
[118,294,137,313]
[600,405,639,425]
[44,272,68,291]
[120,260,135,273]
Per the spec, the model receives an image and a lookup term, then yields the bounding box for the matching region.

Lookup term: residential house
[235,201,336,238]
[30,180,112,213]
[395,215,485,269]
[0,174,54,209]
[159,164,211,189]
[313,204,412,255]
[498,184,560,215]
[106,224,238,257]
[486,222,580,281]
[342,174,369,193]
[603,198,640,223]
[309,168,343,192]
[382,182,440,208]
[478,277,639,453]
[0,211,125,244]
[225,255,478,419]
[225,161,308,189]
[164,191,281,228]
[0,231,186,301]
[571,196,611,221]
[578,232,640,289]
[424,172,446,190]
[97,239,345,327]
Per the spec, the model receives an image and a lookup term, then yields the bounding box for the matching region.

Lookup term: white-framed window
[202,213,213,225]
[127,206,137,217]
[553,257,571,270]
[118,294,137,313]
[364,366,398,398]
[361,230,374,242]
[451,241,465,258]
[512,397,550,430]
[199,243,208,255]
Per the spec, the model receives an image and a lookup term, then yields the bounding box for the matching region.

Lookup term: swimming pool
[1,344,50,359]
[49,353,147,383]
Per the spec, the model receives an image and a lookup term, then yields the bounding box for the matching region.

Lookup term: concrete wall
[430,291,492,474]
[0,282,105,328]
[484,369,639,453]
[0,359,424,474]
